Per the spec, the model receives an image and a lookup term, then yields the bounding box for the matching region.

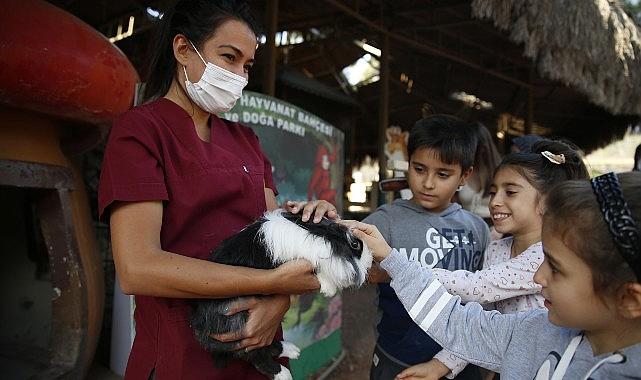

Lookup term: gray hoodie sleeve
[380,248,527,372]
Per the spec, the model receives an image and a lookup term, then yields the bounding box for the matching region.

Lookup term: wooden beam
[324,0,531,89]
[289,51,324,66]
[394,0,471,15]
[389,79,459,114]
[318,45,352,95]
[378,32,390,184]
[435,28,530,69]
[263,0,279,96]
[280,13,344,30]
[398,19,478,31]
[525,66,535,134]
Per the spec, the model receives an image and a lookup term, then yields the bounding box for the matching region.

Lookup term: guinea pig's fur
[191,210,372,380]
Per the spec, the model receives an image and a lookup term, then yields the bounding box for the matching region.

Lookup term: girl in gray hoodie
[348,172,641,379]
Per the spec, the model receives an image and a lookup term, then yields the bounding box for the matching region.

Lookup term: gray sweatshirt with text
[364,199,489,366]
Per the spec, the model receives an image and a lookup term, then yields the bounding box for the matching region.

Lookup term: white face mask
[183,41,248,114]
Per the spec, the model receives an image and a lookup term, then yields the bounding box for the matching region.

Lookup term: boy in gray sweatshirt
[365,115,490,379]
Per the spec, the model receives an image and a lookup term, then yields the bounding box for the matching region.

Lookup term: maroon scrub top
[98,98,281,379]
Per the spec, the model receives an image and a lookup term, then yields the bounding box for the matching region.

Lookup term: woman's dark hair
[143,0,260,101]
[472,122,501,196]
[408,115,478,171]
[634,143,641,171]
[495,139,589,195]
[544,172,641,293]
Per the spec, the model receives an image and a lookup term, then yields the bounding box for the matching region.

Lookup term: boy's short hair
[408,115,478,171]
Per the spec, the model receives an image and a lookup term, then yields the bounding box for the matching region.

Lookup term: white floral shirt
[432,236,545,314]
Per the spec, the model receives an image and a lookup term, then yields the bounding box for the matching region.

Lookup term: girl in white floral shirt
[398,140,589,380]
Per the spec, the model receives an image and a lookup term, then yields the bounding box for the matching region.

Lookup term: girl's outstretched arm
[381,249,521,371]
[349,221,531,372]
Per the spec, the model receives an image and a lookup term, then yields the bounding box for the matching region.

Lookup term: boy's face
[534,224,613,330]
[407,147,471,213]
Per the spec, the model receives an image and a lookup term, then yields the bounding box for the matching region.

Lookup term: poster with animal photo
[222,91,345,350]
[222,91,344,212]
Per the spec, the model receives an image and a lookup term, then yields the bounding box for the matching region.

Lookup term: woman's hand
[340,220,393,262]
[270,259,320,295]
[284,200,339,223]
[212,294,291,351]
[395,359,451,380]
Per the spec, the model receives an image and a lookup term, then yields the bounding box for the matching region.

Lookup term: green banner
[223,91,344,211]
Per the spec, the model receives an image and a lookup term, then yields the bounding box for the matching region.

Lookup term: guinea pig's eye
[345,231,362,251]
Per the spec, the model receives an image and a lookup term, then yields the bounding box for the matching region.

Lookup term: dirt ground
[328,284,378,380]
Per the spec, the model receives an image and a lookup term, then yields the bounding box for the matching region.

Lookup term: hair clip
[541,151,565,164]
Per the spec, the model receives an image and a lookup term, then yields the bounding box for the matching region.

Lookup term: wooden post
[378,33,390,203]
[525,66,535,135]
[263,0,279,97]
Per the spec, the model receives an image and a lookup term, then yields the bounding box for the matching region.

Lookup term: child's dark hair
[143,0,260,101]
[472,122,501,196]
[544,172,641,293]
[407,115,478,171]
[496,139,589,195]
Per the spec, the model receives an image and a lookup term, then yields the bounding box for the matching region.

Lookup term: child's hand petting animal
[211,295,291,352]
[341,220,392,262]
[284,199,340,222]
[395,359,451,380]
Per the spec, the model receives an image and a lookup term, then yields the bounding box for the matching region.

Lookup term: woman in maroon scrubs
[98,1,334,378]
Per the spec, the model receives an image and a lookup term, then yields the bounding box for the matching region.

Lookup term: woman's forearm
[117,247,276,298]
[110,200,318,299]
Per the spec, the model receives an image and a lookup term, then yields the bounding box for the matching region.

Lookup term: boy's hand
[395,359,451,380]
[285,200,339,223]
[339,220,392,262]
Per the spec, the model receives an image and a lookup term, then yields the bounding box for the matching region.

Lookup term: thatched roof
[472,0,641,115]
[52,0,641,154]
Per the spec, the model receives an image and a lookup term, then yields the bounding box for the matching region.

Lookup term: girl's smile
[489,166,543,237]
[491,212,511,222]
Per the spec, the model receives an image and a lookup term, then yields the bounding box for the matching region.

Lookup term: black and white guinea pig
[190,209,372,380]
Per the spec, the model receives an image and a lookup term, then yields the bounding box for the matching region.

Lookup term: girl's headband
[591,172,641,280]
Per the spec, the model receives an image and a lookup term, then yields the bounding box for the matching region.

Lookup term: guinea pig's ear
[346,231,363,251]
